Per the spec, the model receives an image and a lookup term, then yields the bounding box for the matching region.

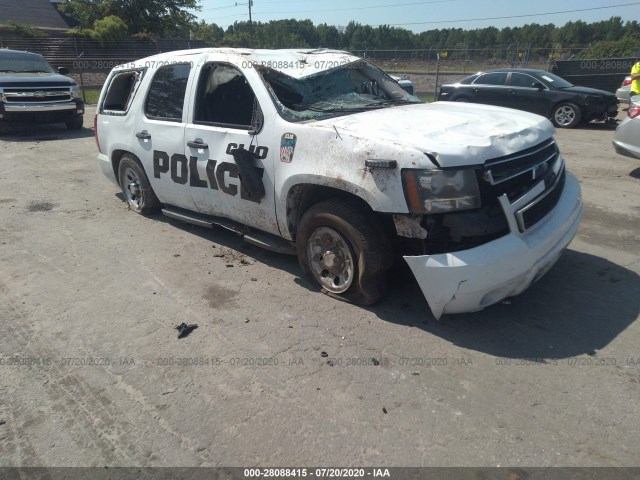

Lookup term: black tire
[551,102,581,128]
[296,199,392,306]
[117,154,161,214]
[65,116,83,130]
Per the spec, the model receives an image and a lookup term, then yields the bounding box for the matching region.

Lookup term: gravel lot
[0,106,638,468]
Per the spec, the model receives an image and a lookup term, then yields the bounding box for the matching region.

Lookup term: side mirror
[532,82,545,91]
[58,66,69,75]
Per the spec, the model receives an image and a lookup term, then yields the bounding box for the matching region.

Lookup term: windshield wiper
[20,70,51,73]
[365,99,422,107]
[0,70,19,73]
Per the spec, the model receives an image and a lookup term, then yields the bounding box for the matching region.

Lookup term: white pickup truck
[96,48,583,318]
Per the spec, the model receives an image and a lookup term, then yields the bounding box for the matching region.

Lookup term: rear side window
[101,70,144,114]
[145,63,191,122]
[474,72,508,86]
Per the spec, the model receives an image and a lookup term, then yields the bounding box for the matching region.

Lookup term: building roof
[0,0,71,31]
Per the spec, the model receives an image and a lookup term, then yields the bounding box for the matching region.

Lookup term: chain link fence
[0,37,631,102]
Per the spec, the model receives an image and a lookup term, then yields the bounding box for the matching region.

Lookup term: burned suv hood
[322,101,555,167]
[0,72,76,87]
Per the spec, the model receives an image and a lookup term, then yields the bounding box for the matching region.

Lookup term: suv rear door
[131,62,194,209]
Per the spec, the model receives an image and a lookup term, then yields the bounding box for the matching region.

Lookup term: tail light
[622,78,632,87]
[94,114,101,153]
[629,104,640,119]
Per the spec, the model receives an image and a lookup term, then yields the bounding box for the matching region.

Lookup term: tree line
[55,1,639,58]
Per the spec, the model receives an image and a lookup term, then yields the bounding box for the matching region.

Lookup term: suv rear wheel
[296,199,391,305]
[117,154,161,214]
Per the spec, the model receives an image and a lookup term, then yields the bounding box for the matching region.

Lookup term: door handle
[136,130,151,140]
[187,140,208,149]
[508,89,516,94]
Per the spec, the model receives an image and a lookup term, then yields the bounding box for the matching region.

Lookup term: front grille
[484,138,558,185]
[481,138,565,232]
[517,169,566,231]
[3,87,72,103]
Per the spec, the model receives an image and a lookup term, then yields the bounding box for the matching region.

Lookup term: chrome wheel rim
[307,227,354,294]
[123,167,143,209]
[554,106,576,126]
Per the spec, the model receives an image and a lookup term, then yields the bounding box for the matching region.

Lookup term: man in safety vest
[631,57,640,97]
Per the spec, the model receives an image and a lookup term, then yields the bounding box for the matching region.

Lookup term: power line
[196,1,640,27]
[380,2,640,26]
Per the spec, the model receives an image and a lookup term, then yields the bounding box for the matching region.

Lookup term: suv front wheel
[296,199,391,305]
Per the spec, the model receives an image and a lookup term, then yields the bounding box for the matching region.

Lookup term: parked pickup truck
[0,49,84,130]
[96,48,583,318]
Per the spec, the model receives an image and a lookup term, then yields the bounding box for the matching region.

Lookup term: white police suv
[96,48,583,318]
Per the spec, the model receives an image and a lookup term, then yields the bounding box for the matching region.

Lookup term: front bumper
[404,172,583,319]
[0,100,84,124]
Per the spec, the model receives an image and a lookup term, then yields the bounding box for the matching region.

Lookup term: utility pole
[236,1,254,47]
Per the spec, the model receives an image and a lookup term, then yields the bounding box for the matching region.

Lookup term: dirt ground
[0,106,638,469]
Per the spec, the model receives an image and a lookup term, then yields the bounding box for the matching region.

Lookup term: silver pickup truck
[0,49,85,131]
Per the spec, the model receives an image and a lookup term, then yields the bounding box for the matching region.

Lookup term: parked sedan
[616,76,631,104]
[612,95,640,159]
[437,68,618,128]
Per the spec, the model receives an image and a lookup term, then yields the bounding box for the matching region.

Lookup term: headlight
[71,85,80,99]
[402,168,481,213]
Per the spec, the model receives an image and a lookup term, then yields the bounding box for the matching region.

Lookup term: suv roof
[120,47,363,79]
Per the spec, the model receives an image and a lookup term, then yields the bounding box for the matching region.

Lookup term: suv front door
[184,62,279,236]
[507,72,551,116]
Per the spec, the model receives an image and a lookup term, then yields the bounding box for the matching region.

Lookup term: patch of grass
[80,88,101,105]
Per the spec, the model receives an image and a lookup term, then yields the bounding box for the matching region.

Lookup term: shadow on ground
[370,249,639,360]
[0,123,94,141]
[137,204,639,361]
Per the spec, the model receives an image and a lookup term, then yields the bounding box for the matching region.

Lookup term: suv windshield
[258,60,421,122]
[0,53,55,73]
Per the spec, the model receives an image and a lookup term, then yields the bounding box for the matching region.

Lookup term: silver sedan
[613,95,640,159]
[616,76,631,104]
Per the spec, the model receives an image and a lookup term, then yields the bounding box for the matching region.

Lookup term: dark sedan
[437,68,618,128]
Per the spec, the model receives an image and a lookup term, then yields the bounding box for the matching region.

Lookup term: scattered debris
[371,358,380,366]
[327,359,335,367]
[0,420,6,426]
[382,407,388,414]
[320,351,328,358]
[412,372,420,376]
[173,254,181,257]
[251,278,258,282]
[226,264,234,268]
[245,318,250,323]
[175,323,198,339]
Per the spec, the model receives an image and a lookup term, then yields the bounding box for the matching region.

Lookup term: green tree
[60,0,199,38]
[88,15,128,44]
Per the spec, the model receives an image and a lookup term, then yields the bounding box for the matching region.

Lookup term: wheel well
[111,150,138,183]
[286,184,391,241]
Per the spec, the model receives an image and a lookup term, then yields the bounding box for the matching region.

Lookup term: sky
[191,0,640,33]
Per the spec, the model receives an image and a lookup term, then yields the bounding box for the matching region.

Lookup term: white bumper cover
[404,172,583,319]
[97,152,119,186]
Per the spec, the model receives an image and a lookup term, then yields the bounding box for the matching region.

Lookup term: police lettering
[226,143,269,160]
[152,150,264,203]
